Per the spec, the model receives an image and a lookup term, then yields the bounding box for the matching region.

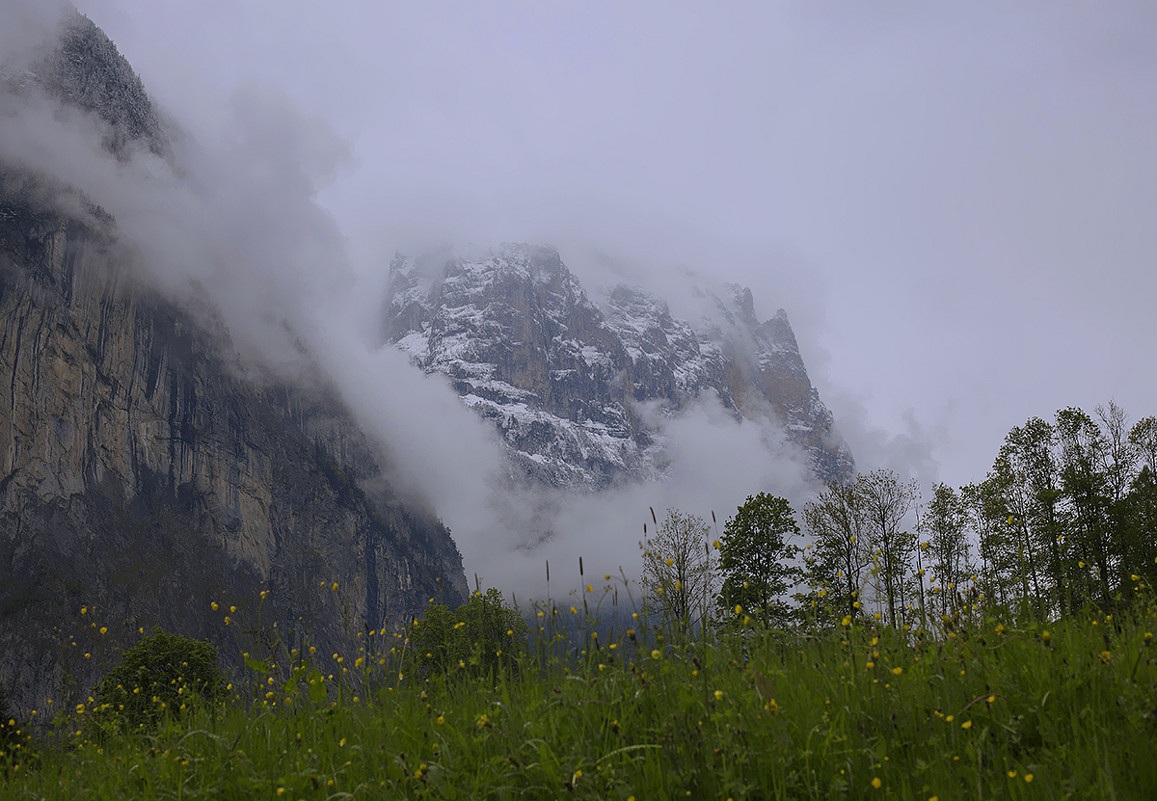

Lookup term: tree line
[641,402,1157,632]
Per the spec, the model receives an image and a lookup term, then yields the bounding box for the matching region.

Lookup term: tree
[962,480,1021,615]
[858,470,919,628]
[89,629,225,737]
[1121,464,1157,595]
[1130,416,1157,477]
[641,509,715,631]
[923,482,973,618]
[407,588,528,678]
[1123,416,1157,592]
[1056,406,1114,606]
[980,442,1050,619]
[716,493,801,628]
[802,480,869,626]
[1001,417,1067,616]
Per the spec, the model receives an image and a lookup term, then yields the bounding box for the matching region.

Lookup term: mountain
[0,11,466,711]
[382,243,854,489]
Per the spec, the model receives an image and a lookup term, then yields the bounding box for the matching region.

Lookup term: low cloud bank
[0,5,917,604]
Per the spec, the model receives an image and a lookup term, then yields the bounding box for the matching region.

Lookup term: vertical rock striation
[383,244,854,489]
[0,10,467,711]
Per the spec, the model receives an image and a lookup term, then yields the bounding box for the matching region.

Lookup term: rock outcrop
[383,243,854,489]
[0,10,466,712]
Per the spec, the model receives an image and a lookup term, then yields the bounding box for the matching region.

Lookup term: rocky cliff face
[383,244,854,489]
[0,11,466,711]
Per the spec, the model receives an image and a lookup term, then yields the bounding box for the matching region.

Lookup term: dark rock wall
[0,182,466,712]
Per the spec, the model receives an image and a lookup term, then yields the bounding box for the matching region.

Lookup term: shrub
[407,588,528,679]
[88,629,225,736]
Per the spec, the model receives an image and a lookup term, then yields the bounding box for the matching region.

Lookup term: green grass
[3,596,1156,800]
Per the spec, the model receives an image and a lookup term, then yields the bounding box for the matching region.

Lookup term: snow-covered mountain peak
[381,244,854,489]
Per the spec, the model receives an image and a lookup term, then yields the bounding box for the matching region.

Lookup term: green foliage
[922,482,973,619]
[801,480,868,625]
[969,402,1157,621]
[406,588,527,679]
[716,493,800,627]
[87,628,225,736]
[1121,465,1157,595]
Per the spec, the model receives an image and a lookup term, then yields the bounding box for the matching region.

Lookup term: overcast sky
[47,1,1157,490]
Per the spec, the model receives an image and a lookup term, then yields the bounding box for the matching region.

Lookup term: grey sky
[31,2,1157,497]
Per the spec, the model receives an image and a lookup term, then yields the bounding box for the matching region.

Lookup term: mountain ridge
[382,243,854,490]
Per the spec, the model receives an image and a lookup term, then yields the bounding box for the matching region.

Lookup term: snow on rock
[381,243,853,489]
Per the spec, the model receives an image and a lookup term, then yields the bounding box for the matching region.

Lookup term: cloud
[2,8,817,606]
[0,5,871,607]
[0,0,70,73]
[452,392,817,600]
[11,0,1157,602]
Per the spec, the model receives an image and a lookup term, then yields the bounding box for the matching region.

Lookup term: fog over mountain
[4,1,1156,598]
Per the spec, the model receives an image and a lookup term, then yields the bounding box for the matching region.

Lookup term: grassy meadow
[2,578,1156,801]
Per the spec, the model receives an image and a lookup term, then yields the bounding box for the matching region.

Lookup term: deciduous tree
[802,480,869,625]
[716,493,801,628]
[641,509,715,630]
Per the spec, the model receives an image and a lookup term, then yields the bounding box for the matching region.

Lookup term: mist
[0,4,827,602]
[6,0,1157,599]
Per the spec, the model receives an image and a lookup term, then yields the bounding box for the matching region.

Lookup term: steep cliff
[383,244,854,489]
[0,11,466,711]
